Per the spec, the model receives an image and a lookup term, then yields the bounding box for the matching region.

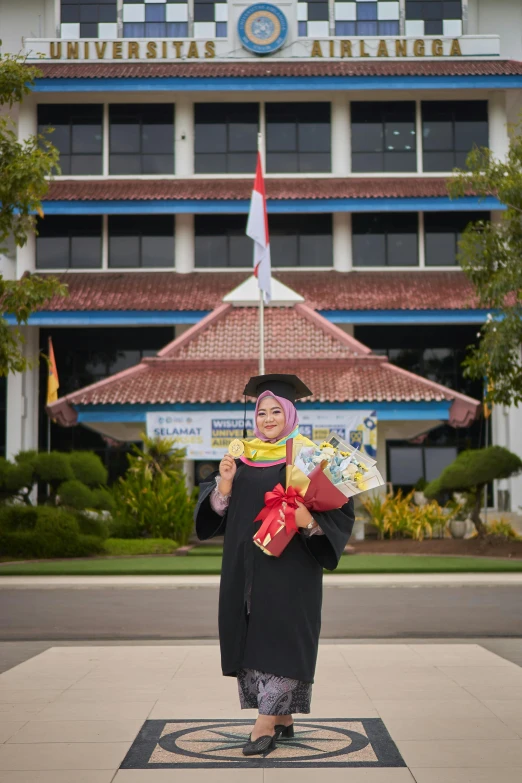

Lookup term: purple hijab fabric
[254,390,299,443]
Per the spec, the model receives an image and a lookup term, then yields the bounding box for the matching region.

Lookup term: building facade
[1,0,521,506]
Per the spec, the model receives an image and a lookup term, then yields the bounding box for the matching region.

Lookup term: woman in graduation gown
[194,373,354,755]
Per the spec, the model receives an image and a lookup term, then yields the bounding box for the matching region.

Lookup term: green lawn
[1,553,521,576]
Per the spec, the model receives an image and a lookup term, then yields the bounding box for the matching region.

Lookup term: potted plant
[413,477,428,507]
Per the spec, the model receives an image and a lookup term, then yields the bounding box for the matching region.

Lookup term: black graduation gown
[194,460,354,683]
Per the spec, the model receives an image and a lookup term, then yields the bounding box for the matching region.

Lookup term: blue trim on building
[34,75,522,93]
[42,196,501,215]
[76,400,452,423]
[321,309,489,325]
[4,310,207,326]
[5,309,486,327]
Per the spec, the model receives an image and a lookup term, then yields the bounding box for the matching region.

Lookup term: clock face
[228,439,245,458]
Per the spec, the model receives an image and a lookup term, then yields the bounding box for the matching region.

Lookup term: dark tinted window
[195,103,258,173]
[109,215,174,268]
[109,104,174,174]
[422,101,488,171]
[266,103,331,173]
[195,214,332,268]
[425,211,488,266]
[36,216,102,269]
[351,102,416,173]
[38,104,103,175]
[405,0,462,36]
[353,213,418,267]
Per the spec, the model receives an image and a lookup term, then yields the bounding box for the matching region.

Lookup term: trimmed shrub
[69,451,108,487]
[103,538,179,556]
[57,480,95,510]
[33,452,74,496]
[34,507,81,557]
[0,505,38,532]
[76,511,110,540]
[91,487,116,513]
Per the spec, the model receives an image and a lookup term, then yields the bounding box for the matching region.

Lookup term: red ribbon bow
[254,483,302,542]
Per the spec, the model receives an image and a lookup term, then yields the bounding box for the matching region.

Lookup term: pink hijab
[254,390,299,443]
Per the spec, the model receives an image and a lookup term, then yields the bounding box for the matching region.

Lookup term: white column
[6,326,40,459]
[183,459,194,494]
[16,95,38,278]
[489,92,509,162]
[175,213,195,273]
[17,232,36,277]
[175,99,194,177]
[333,213,352,272]
[331,96,350,176]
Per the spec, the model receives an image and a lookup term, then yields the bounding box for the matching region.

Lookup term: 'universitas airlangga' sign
[26,35,500,62]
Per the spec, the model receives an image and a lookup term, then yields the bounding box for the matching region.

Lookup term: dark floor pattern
[120,718,406,769]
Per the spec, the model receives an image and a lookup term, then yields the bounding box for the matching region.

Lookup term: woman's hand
[294,499,315,529]
[218,454,236,496]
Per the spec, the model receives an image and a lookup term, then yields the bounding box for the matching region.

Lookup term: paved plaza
[0,642,522,781]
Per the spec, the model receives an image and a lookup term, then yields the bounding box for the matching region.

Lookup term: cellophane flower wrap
[253,433,385,557]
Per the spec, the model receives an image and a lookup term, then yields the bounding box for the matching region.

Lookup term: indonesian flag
[246,152,272,303]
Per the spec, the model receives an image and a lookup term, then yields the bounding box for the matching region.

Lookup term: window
[109,104,174,175]
[298,0,329,38]
[425,211,488,267]
[36,216,102,269]
[109,216,174,268]
[334,0,400,36]
[422,101,488,172]
[195,216,252,268]
[270,215,332,267]
[266,103,331,173]
[38,104,103,176]
[194,104,259,174]
[405,0,462,36]
[351,102,416,173]
[60,0,117,39]
[193,0,228,38]
[122,0,189,38]
[353,214,418,267]
[195,214,332,268]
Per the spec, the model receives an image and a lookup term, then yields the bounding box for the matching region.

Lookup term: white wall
[468,0,522,60]
[0,0,55,54]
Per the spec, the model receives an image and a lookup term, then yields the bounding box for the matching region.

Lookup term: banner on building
[146,409,377,460]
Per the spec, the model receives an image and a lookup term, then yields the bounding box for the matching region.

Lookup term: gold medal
[228,439,245,458]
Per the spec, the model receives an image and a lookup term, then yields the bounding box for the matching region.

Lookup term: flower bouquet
[253,432,385,557]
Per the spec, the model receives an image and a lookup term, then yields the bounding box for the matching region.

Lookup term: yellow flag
[46,337,59,405]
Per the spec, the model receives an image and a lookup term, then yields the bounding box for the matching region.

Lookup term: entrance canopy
[47,278,480,444]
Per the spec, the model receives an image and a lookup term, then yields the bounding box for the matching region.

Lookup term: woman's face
[256,396,286,440]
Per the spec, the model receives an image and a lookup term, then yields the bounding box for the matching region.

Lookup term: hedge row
[0,505,105,559]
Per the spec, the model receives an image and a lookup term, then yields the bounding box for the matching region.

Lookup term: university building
[1,0,521,509]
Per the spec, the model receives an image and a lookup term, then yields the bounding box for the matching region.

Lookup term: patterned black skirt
[237,668,312,715]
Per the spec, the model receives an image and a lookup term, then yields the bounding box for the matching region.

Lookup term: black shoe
[275,723,294,738]
[242,732,277,756]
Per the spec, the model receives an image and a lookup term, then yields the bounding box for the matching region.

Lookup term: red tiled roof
[48,303,480,426]
[40,270,478,312]
[46,177,465,202]
[35,60,522,79]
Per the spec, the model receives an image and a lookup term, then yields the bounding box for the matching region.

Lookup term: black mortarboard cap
[243,374,312,403]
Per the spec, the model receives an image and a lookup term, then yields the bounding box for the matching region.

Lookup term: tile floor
[0,644,520,781]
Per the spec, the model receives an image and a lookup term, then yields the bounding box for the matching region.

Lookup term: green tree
[425,446,522,536]
[0,53,66,376]
[448,124,522,407]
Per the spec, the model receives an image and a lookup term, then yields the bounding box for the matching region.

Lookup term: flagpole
[257,131,265,375]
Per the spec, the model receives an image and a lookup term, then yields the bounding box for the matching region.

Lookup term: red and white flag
[246,152,272,303]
